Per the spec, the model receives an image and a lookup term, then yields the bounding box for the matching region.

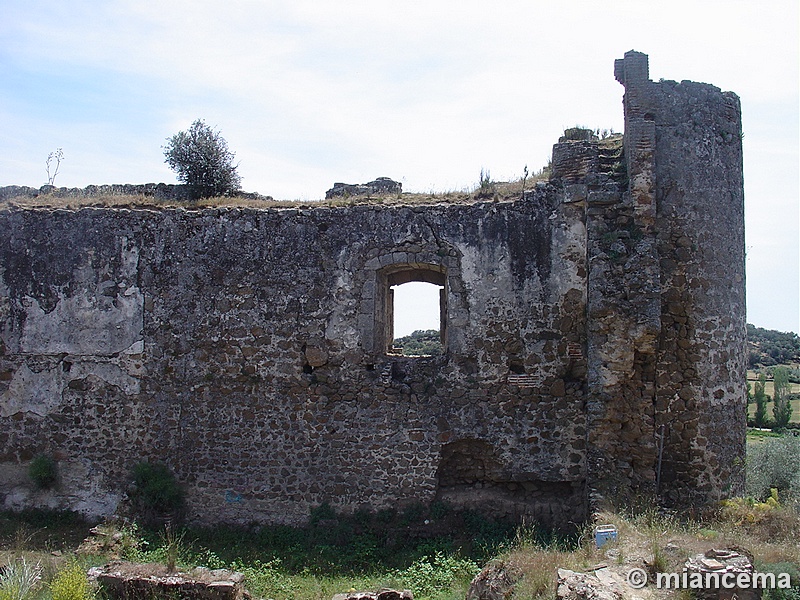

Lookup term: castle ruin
[0,51,746,527]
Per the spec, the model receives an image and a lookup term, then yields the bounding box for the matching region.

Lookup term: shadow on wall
[435,439,583,529]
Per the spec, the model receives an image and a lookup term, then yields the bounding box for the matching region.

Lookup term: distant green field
[746,369,800,424]
[747,397,800,424]
[747,369,800,395]
[746,428,785,444]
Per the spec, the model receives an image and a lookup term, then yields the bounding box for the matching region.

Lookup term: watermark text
[626,568,792,590]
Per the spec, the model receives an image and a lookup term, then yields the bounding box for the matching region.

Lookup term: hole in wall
[508,359,526,374]
[437,439,507,488]
[435,439,586,528]
[390,362,406,382]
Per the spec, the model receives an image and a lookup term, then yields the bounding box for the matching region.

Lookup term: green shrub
[309,502,337,525]
[720,492,800,542]
[747,435,800,502]
[760,561,800,600]
[395,552,479,599]
[475,168,495,198]
[28,454,57,489]
[233,558,300,600]
[559,127,598,142]
[128,462,186,525]
[50,561,94,600]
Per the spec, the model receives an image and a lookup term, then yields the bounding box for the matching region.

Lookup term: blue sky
[1,0,798,334]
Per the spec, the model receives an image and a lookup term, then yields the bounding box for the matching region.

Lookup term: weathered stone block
[89,562,249,600]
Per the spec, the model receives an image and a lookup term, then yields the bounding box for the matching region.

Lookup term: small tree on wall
[163,119,241,200]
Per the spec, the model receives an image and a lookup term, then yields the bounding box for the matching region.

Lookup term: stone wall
[0,51,746,527]
[0,184,270,203]
[0,191,589,526]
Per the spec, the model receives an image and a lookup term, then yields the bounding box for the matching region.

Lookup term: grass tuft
[0,557,42,600]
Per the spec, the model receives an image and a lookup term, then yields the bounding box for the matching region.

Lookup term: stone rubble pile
[465,560,522,600]
[556,567,625,600]
[684,548,759,600]
[325,177,402,199]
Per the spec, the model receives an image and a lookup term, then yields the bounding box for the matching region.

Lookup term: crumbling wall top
[614,50,650,87]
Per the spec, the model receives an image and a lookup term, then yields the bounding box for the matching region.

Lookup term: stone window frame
[359,249,467,357]
[381,264,447,355]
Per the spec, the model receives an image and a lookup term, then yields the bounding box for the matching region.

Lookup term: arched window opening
[392,281,444,356]
[376,264,447,357]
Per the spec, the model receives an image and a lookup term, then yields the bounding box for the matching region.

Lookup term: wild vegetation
[27,456,57,491]
[44,149,64,187]
[747,325,800,429]
[162,119,242,200]
[126,462,186,528]
[393,330,444,357]
[0,166,552,212]
[748,324,800,367]
[746,434,800,502]
[0,208,794,597]
[0,502,514,600]
[2,430,798,600]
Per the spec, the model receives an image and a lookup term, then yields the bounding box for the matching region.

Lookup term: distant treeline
[395,324,800,365]
[393,329,444,356]
[748,324,800,367]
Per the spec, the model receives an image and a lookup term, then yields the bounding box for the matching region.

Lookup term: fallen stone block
[88,561,250,600]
